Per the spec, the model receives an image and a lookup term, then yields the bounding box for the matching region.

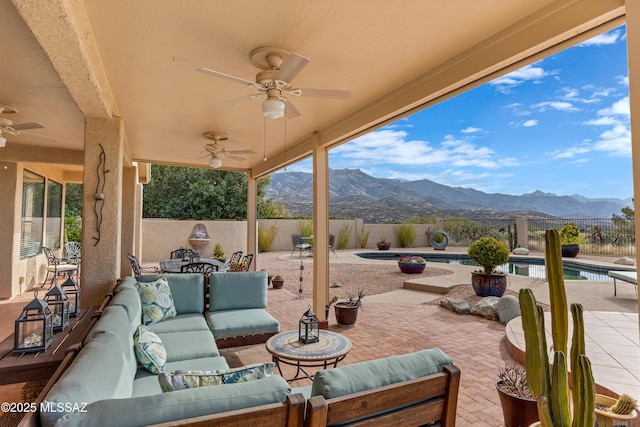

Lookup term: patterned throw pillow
[158,362,275,392]
[136,277,177,325]
[133,325,167,374]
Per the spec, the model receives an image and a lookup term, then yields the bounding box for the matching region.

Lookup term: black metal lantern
[299,306,319,344]
[60,274,80,317]
[14,291,53,354]
[45,285,70,332]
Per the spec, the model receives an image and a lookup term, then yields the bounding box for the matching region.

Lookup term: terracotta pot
[272,277,284,289]
[496,381,539,427]
[398,261,426,274]
[471,271,507,297]
[561,244,580,257]
[334,302,359,327]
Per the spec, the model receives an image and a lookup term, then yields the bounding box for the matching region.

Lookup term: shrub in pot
[467,237,509,297]
[376,237,391,250]
[559,223,587,257]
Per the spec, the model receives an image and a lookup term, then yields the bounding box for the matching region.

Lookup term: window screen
[20,170,45,259]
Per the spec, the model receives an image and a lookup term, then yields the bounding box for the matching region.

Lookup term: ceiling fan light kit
[262,97,285,119]
[209,156,222,169]
[0,134,6,148]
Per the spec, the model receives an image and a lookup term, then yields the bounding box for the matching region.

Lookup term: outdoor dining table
[159,257,229,273]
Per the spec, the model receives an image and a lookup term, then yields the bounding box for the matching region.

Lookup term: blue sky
[286,25,632,200]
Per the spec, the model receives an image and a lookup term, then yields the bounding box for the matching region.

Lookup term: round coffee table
[265,330,351,381]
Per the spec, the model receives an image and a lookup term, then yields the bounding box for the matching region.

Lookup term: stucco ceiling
[0,0,625,177]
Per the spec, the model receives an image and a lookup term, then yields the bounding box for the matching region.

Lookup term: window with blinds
[44,180,63,250]
[20,170,45,259]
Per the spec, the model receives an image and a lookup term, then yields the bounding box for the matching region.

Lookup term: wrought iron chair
[180,262,219,276]
[290,234,311,258]
[64,241,82,262]
[127,253,160,276]
[226,251,243,266]
[42,247,78,288]
[230,254,254,272]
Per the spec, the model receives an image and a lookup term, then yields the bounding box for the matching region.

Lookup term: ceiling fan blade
[297,88,351,99]
[12,122,45,131]
[275,53,310,83]
[196,67,256,86]
[285,100,301,119]
[215,94,262,107]
[19,131,56,142]
[226,149,255,155]
[226,155,246,161]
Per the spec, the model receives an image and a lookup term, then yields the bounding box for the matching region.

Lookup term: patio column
[81,117,124,305]
[312,138,330,324]
[120,165,137,277]
[247,174,258,269]
[627,0,640,321]
[0,163,19,298]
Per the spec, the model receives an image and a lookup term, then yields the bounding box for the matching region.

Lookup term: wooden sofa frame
[304,364,460,427]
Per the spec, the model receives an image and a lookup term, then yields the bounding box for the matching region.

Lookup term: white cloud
[578,30,623,47]
[532,101,579,112]
[548,146,592,159]
[598,96,630,117]
[461,127,482,133]
[490,64,551,93]
[583,116,620,126]
[522,120,538,127]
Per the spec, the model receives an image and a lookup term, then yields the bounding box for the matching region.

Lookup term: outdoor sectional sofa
[24,271,460,427]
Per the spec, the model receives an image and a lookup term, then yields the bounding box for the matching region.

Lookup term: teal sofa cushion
[114,276,138,293]
[108,287,142,333]
[54,375,291,427]
[310,348,453,399]
[205,309,280,339]
[157,330,219,362]
[41,332,136,427]
[209,271,268,311]
[132,356,230,397]
[148,313,210,334]
[137,273,204,314]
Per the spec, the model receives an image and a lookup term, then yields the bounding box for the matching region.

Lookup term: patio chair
[180,261,219,277]
[127,253,160,276]
[230,254,254,272]
[328,233,337,257]
[170,247,199,260]
[226,250,243,267]
[291,234,311,258]
[64,242,82,262]
[42,247,78,288]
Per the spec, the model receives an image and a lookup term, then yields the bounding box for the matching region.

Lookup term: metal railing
[441,218,516,247]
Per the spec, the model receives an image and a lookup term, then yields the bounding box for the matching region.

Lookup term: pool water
[356,252,613,281]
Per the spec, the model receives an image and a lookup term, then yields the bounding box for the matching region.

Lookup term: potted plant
[325,295,339,320]
[559,223,587,257]
[376,237,391,250]
[594,393,637,427]
[334,289,364,327]
[467,237,510,297]
[212,242,226,263]
[495,364,539,427]
[520,229,596,427]
[397,255,426,274]
[271,275,284,289]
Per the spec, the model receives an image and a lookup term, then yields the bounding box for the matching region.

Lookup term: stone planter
[595,394,638,427]
[397,261,426,274]
[496,381,539,427]
[471,271,507,297]
[377,242,391,250]
[429,230,449,250]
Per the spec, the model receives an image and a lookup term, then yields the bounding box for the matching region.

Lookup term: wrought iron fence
[527,218,635,256]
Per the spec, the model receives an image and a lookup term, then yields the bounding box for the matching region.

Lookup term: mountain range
[264,168,632,222]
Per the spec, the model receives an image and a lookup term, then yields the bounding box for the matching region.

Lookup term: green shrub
[258,223,279,252]
[467,237,510,274]
[357,225,370,248]
[337,224,352,250]
[395,223,416,248]
[559,223,587,245]
[64,216,82,243]
[296,219,313,237]
[213,243,225,258]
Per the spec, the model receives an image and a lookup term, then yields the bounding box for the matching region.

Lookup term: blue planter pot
[398,262,426,274]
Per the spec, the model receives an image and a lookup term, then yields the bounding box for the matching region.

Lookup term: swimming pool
[356,252,614,281]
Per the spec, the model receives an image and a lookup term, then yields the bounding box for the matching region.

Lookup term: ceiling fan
[0,103,55,147]
[196,46,351,119]
[202,132,255,169]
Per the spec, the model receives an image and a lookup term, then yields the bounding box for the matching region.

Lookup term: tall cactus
[519,229,595,427]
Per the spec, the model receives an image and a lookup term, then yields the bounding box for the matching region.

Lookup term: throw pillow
[136,277,177,325]
[133,325,167,374]
[158,362,275,392]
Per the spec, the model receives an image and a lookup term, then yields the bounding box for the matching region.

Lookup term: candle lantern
[45,285,70,332]
[14,291,53,354]
[299,306,320,344]
[60,274,80,317]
